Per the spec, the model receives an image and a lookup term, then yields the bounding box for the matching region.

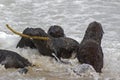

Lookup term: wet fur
[0,49,31,69]
[16,28,36,49]
[81,21,104,45]
[22,28,79,61]
[77,40,103,73]
[77,21,104,73]
[47,25,65,38]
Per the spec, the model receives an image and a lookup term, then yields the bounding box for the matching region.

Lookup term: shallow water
[0,0,120,80]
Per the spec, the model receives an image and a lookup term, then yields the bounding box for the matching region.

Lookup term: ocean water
[0,0,120,80]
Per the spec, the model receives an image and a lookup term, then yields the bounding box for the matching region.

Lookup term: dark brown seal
[0,49,31,69]
[77,21,104,73]
[23,28,79,63]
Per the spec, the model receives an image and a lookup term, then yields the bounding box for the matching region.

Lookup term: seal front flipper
[18,67,28,74]
[52,53,70,64]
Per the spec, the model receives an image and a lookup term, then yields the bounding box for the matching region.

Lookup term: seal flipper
[18,67,28,74]
[52,53,70,64]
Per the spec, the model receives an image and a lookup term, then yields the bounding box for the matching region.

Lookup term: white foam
[0,4,5,8]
